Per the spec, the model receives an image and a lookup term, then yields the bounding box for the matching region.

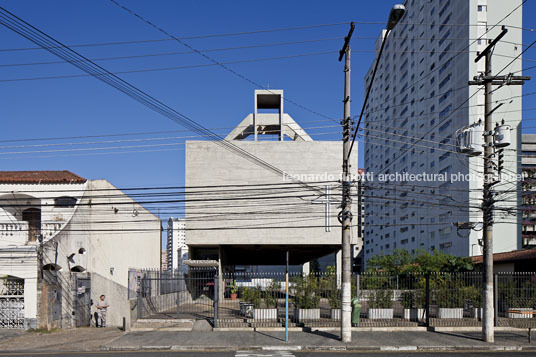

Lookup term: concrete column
[336,250,342,277]
[302,262,310,275]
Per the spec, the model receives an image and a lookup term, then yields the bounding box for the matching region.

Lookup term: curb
[102,344,536,352]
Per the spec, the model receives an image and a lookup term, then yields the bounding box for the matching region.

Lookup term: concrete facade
[363,0,522,263]
[185,90,360,268]
[0,173,161,329]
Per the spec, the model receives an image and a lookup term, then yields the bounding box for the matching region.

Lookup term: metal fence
[131,268,217,320]
[131,270,536,328]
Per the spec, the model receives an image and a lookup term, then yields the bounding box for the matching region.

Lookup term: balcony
[0,221,30,246]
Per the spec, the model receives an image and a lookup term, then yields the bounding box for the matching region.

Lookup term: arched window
[54,196,77,208]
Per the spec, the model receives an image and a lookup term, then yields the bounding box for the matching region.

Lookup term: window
[439,0,450,17]
[440,165,452,176]
[438,44,452,62]
[439,74,452,90]
[438,119,451,132]
[478,5,487,12]
[54,196,77,208]
[439,60,451,75]
[439,227,452,235]
[439,29,451,46]
[439,89,452,104]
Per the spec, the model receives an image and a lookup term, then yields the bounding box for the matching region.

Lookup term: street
[1,351,536,357]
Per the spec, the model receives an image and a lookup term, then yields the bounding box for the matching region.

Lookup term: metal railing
[130,270,536,328]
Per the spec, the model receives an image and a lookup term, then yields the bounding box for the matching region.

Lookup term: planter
[252,308,278,320]
[230,293,237,301]
[471,307,483,320]
[295,308,320,322]
[403,308,425,321]
[239,302,254,317]
[368,308,393,320]
[330,308,341,320]
[508,308,534,319]
[438,308,463,319]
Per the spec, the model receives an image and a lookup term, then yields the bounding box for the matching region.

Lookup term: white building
[0,171,160,329]
[363,0,522,262]
[185,90,361,273]
[166,217,187,271]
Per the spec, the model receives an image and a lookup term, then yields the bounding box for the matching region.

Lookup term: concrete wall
[185,141,359,247]
[44,179,161,327]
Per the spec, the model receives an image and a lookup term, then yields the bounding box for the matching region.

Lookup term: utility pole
[468,26,529,343]
[339,22,354,343]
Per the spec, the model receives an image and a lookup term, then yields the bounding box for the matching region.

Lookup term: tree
[366,249,473,274]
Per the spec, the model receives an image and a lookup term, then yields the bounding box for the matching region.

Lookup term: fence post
[494,274,498,326]
[137,277,143,319]
[214,274,219,328]
[355,274,360,299]
[425,273,430,328]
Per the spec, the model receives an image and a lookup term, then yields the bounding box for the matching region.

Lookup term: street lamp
[339,3,406,343]
[387,4,406,31]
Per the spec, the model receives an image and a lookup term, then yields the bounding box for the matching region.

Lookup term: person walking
[96,294,110,327]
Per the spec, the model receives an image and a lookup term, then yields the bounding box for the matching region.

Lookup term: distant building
[521,134,536,248]
[354,168,365,272]
[472,248,536,272]
[0,171,160,329]
[161,250,168,271]
[167,217,187,271]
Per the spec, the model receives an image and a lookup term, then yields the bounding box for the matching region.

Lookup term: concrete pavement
[1,328,536,353]
[105,330,536,352]
[0,327,123,352]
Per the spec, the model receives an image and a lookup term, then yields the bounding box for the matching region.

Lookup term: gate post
[425,273,430,328]
[494,274,498,326]
[213,274,219,328]
[137,276,143,319]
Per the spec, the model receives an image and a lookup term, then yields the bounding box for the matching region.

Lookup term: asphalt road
[1,351,536,357]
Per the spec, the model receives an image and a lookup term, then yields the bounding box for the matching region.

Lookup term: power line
[0,50,337,83]
[0,6,326,196]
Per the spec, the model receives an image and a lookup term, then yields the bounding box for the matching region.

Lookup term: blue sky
[0,1,535,202]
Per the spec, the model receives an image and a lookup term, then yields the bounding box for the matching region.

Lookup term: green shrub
[368,289,393,309]
[401,290,424,309]
[292,275,320,309]
[264,281,280,308]
[241,286,262,308]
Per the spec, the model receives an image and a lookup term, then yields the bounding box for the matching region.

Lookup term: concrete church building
[185,90,360,272]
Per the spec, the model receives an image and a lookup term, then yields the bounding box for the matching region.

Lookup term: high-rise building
[161,250,168,271]
[521,134,536,248]
[167,217,187,271]
[363,0,522,262]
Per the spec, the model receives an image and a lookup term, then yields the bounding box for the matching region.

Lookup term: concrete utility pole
[468,26,529,343]
[338,22,354,343]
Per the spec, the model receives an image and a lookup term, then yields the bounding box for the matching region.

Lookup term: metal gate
[74,276,91,327]
[0,277,24,329]
[136,268,217,322]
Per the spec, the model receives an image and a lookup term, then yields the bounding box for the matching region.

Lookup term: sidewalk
[0,327,123,352]
[1,328,535,352]
[104,329,536,352]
